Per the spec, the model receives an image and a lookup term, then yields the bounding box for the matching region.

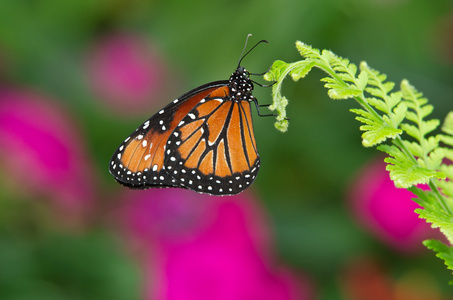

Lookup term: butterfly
[109,35,273,195]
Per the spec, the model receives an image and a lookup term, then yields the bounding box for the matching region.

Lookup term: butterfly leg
[253,100,291,120]
[251,80,275,88]
[252,98,277,118]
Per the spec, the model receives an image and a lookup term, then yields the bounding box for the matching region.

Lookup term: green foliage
[264,59,314,132]
[265,41,453,279]
[424,239,453,284]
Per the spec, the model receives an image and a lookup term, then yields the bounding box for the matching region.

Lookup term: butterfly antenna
[238,34,268,67]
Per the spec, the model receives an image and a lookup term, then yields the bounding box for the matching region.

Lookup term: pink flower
[87,33,168,115]
[118,189,311,300]
[0,88,95,223]
[348,158,435,253]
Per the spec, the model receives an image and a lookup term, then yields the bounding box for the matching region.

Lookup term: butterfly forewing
[109,82,227,189]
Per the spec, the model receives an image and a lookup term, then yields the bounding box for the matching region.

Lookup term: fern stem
[429,180,452,214]
[393,137,418,164]
[354,94,383,122]
[313,61,383,121]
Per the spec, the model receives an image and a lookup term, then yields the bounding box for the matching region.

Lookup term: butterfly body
[109,65,261,195]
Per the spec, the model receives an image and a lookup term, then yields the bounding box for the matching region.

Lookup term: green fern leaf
[417,205,453,244]
[422,119,441,136]
[355,71,368,91]
[290,61,316,81]
[378,144,440,188]
[402,140,424,158]
[423,239,453,282]
[266,41,453,280]
[351,109,401,147]
[437,179,453,198]
[442,111,453,136]
[322,77,361,99]
[367,97,388,113]
[264,60,289,81]
[389,102,407,128]
[401,123,421,140]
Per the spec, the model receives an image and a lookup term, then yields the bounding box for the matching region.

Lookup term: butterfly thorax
[228,66,254,102]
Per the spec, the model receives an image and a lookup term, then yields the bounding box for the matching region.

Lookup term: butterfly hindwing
[109,81,228,189]
[164,87,260,195]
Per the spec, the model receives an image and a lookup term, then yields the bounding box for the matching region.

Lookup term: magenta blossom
[118,189,311,300]
[348,158,436,253]
[87,33,168,115]
[0,89,95,223]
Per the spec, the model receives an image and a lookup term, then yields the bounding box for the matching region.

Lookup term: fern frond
[265,42,453,278]
[264,59,316,132]
[351,108,402,147]
[423,239,453,283]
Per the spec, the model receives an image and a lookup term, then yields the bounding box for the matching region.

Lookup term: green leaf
[402,140,424,157]
[422,119,441,136]
[295,41,321,59]
[437,180,453,198]
[289,61,315,81]
[389,102,407,128]
[268,95,289,133]
[418,205,453,243]
[351,109,402,147]
[322,78,361,99]
[378,144,441,188]
[442,111,453,136]
[367,97,388,114]
[441,135,453,147]
[423,239,453,282]
[355,70,368,91]
[274,118,289,133]
[264,60,289,82]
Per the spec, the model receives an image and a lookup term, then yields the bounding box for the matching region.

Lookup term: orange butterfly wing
[109,82,227,189]
[164,88,260,195]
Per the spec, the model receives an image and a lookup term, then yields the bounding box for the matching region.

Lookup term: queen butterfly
[109,35,273,195]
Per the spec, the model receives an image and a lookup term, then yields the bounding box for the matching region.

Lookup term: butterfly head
[228,66,254,102]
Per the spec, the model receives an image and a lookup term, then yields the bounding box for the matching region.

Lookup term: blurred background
[0,0,452,299]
